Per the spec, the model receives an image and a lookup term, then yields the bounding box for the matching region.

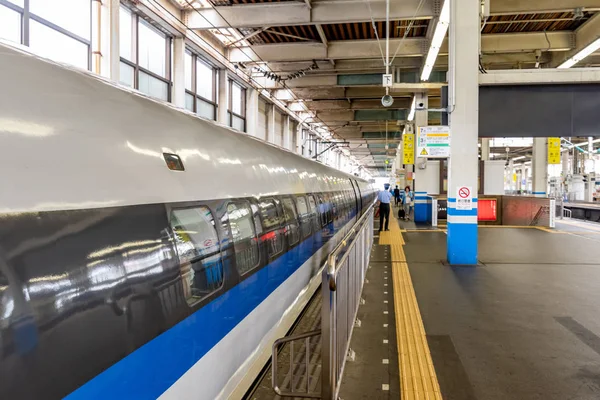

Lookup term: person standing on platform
[377,185,393,231]
[403,186,413,221]
[393,185,401,206]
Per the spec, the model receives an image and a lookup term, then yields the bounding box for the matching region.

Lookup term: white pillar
[508,159,514,193]
[447,0,479,265]
[282,115,290,149]
[103,0,119,81]
[414,92,428,128]
[267,104,275,143]
[532,137,547,196]
[217,70,229,125]
[245,88,259,136]
[481,138,490,161]
[172,37,186,108]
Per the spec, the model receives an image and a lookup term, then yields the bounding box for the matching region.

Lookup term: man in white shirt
[377,185,393,231]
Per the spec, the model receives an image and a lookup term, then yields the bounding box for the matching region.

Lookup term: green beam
[355,109,408,121]
[362,131,402,139]
[337,73,382,85]
[368,143,399,149]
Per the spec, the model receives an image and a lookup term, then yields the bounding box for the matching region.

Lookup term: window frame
[119,6,172,101]
[258,198,285,258]
[228,79,246,132]
[169,205,224,305]
[185,48,217,120]
[281,196,300,247]
[0,0,92,69]
[227,200,261,276]
[295,195,312,239]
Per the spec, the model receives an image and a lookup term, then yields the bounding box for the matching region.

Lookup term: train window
[163,153,185,171]
[227,202,260,275]
[170,207,223,304]
[295,196,311,239]
[316,195,327,227]
[259,199,284,257]
[307,195,320,232]
[281,198,300,246]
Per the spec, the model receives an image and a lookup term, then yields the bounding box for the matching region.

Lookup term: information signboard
[417,126,451,158]
[403,133,414,165]
[548,137,561,164]
[456,186,473,210]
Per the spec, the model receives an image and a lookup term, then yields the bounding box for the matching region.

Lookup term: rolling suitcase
[398,208,405,219]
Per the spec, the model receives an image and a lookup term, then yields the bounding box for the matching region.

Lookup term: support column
[217,70,229,125]
[267,104,275,144]
[532,137,547,196]
[447,0,479,265]
[414,92,429,222]
[245,88,259,136]
[172,37,186,108]
[508,159,514,193]
[481,138,490,160]
[106,0,119,81]
[283,115,291,149]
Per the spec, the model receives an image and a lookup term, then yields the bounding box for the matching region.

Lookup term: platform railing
[271,204,374,399]
[322,205,374,400]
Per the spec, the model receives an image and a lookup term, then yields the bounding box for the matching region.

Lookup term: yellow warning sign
[403,133,414,165]
[420,148,428,156]
[548,137,561,164]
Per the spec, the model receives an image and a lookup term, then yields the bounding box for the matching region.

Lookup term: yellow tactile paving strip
[379,214,443,400]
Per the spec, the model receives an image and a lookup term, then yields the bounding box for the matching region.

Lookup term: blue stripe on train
[65,214,355,400]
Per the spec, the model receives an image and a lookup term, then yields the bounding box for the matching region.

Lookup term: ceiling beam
[229,38,424,62]
[266,58,436,73]
[230,32,573,62]
[185,0,600,29]
[184,0,434,29]
[479,68,600,85]
[551,12,600,67]
[316,25,328,46]
[479,31,574,54]
[489,0,600,15]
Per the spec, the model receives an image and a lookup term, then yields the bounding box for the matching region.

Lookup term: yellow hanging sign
[403,133,415,165]
[548,137,561,164]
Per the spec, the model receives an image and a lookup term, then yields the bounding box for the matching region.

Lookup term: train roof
[0,43,370,214]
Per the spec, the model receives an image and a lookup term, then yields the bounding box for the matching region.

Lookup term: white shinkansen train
[0,42,375,399]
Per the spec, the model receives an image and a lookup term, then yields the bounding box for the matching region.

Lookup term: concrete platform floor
[406,226,600,400]
[338,242,401,400]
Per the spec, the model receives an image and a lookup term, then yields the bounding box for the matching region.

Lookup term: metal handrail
[322,204,374,400]
[270,203,375,399]
[272,330,322,398]
[326,202,376,291]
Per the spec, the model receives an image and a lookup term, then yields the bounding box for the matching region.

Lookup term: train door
[352,179,363,214]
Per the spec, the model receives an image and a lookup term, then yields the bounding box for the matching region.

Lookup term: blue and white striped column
[414,192,429,222]
[447,0,479,265]
[447,198,478,264]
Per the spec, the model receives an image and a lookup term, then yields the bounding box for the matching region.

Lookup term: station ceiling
[178,0,600,176]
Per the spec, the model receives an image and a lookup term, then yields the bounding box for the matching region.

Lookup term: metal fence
[272,205,374,399]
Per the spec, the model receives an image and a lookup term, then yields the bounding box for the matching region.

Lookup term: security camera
[416,102,425,110]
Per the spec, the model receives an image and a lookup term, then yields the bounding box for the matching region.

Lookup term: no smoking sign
[456,186,473,210]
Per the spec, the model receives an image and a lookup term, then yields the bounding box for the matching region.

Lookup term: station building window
[119,6,171,102]
[228,80,246,132]
[184,50,217,120]
[0,0,91,70]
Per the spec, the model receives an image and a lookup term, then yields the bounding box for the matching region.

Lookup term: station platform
[340,206,600,400]
[247,207,600,400]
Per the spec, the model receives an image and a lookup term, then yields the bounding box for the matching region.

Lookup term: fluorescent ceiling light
[408,97,416,121]
[558,37,600,69]
[421,0,449,81]
[512,156,526,161]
